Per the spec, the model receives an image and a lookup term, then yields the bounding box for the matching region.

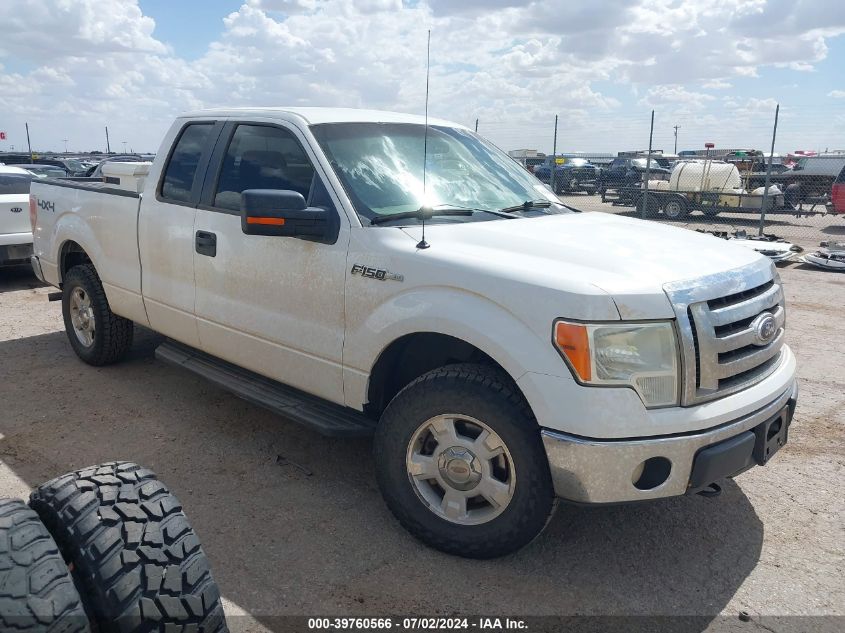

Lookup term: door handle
[195,231,217,257]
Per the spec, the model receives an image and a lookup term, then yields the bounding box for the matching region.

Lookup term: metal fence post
[758,104,780,236]
[551,114,558,194]
[642,110,654,219]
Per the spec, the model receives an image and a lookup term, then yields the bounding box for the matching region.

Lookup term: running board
[155,341,377,438]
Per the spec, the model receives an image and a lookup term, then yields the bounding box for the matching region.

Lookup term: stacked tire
[0,462,227,632]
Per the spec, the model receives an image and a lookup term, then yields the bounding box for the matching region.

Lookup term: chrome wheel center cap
[438,446,482,490]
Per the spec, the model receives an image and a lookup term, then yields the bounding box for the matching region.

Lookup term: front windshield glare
[311,123,561,223]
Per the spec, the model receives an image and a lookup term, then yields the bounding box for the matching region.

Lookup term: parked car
[17,164,69,179]
[539,158,599,194]
[0,165,34,266]
[770,155,845,202]
[15,157,88,176]
[599,157,671,203]
[831,164,845,214]
[30,107,796,558]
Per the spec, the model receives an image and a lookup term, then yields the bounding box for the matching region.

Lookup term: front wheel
[373,364,556,558]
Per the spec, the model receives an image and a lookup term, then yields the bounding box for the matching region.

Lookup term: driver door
[192,121,349,404]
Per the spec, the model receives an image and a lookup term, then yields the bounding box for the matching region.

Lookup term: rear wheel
[30,462,227,633]
[0,498,90,633]
[61,264,133,366]
[374,364,556,558]
[636,194,660,217]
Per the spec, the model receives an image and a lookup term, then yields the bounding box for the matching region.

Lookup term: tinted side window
[836,166,845,184]
[160,123,214,203]
[213,125,315,211]
[0,174,33,195]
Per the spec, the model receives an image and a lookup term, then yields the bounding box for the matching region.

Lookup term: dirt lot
[0,256,843,632]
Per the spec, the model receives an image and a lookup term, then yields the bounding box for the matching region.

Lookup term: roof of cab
[178,107,466,129]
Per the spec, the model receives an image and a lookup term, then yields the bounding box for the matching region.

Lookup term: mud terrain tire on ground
[30,462,226,633]
[0,498,90,633]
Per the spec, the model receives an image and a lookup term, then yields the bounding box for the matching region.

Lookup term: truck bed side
[31,179,149,326]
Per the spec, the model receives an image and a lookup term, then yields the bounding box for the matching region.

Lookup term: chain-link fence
[485,103,845,269]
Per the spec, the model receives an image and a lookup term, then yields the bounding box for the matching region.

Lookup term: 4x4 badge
[351,264,404,282]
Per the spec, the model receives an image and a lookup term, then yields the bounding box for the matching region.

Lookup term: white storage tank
[669,160,741,192]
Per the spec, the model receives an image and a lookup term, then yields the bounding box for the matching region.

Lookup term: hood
[400,212,766,319]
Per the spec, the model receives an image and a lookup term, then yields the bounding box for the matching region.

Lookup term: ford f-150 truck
[29,108,797,558]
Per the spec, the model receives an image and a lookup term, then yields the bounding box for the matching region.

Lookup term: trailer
[602,159,796,219]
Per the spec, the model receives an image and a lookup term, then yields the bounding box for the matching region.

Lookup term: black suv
[599,157,670,201]
[535,158,600,194]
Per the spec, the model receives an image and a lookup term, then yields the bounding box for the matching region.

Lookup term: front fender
[342,285,567,409]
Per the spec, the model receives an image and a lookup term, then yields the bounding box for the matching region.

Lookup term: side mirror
[240,189,337,242]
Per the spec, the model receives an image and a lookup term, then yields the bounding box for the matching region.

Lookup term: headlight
[553,320,679,407]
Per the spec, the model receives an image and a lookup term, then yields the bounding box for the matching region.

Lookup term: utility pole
[105,126,111,153]
[62,139,69,154]
[25,122,33,161]
[673,124,681,154]
[474,118,478,133]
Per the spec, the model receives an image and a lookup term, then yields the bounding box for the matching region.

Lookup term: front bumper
[541,380,797,503]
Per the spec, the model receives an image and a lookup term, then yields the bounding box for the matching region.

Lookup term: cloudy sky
[1,0,843,155]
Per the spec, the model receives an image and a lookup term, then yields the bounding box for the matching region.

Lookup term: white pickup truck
[29,108,797,558]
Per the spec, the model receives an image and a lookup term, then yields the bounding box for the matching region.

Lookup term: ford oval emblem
[751,313,777,346]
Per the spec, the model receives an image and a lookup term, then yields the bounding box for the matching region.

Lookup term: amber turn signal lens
[554,322,591,381]
[246,216,285,225]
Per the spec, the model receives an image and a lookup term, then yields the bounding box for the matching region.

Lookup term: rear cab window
[159,123,215,203]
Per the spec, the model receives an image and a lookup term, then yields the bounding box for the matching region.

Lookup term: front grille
[664,261,785,405]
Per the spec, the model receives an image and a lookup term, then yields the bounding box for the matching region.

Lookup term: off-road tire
[374,364,556,559]
[0,498,90,633]
[62,264,133,366]
[29,463,226,633]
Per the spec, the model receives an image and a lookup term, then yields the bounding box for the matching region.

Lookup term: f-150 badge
[351,263,403,282]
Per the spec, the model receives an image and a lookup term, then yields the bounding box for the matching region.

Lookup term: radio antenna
[417,28,432,250]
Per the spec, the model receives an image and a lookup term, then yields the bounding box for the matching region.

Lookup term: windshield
[311,122,564,224]
[63,159,85,172]
[633,157,668,169]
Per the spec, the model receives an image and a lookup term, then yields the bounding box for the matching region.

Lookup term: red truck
[832,164,845,214]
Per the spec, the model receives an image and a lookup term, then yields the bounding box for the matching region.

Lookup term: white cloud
[829,90,845,98]
[0,0,842,154]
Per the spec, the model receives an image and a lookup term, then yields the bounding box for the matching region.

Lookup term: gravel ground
[0,254,843,632]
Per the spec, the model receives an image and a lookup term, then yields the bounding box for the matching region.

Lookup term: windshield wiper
[497,199,553,214]
[370,206,474,225]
